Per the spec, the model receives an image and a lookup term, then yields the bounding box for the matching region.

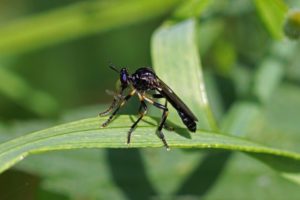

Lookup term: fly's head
[120,68,130,90]
[109,64,131,91]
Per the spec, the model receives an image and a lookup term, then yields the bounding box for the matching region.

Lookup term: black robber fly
[99,65,198,150]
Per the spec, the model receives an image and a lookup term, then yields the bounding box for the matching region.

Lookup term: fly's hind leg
[144,96,170,150]
[162,100,174,131]
[157,101,170,150]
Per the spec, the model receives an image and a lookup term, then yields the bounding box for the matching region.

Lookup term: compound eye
[121,73,127,83]
[120,68,129,87]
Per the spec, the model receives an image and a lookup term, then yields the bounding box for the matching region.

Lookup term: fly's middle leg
[101,89,136,128]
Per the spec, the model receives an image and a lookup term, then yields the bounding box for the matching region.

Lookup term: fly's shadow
[129,115,192,139]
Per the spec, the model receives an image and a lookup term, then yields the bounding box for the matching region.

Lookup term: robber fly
[99,65,198,150]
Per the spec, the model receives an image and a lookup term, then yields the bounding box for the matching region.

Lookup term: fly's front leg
[99,90,123,117]
[99,97,119,117]
[144,96,170,150]
[127,100,147,145]
[101,89,136,128]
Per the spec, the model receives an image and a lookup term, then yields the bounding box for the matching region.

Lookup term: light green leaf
[1,107,298,199]
[172,0,213,21]
[253,0,288,39]
[247,83,300,155]
[221,102,261,137]
[0,116,300,176]
[252,59,284,103]
[151,19,218,131]
[204,153,300,200]
[252,41,297,103]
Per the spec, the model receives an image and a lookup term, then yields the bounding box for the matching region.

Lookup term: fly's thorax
[131,67,159,91]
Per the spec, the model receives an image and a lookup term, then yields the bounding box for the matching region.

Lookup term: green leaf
[252,41,297,103]
[17,149,126,199]
[0,0,181,56]
[172,0,213,21]
[198,19,225,56]
[284,9,300,40]
[247,83,300,155]
[221,102,261,137]
[0,116,300,176]
[0,67,59,116]
[253,0,288,39]
[1,15,300,194]
[252,58,284,103]
[151,19,218,131]
[204,153,300,200]
[1,108,299,199]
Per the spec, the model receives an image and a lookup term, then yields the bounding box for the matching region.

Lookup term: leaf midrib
[1,116,300,162]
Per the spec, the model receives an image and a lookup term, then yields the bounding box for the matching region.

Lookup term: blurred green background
[0,0,300,199]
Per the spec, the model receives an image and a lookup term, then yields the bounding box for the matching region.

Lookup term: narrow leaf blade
[151,19,217,131]
[1,116,300,176]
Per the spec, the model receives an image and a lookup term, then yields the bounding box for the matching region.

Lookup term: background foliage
[0,0,300,199]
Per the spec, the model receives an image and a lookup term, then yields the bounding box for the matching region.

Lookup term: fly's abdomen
[177,111,197,132]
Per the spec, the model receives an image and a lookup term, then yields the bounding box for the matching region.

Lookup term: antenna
[108,63,119,73]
